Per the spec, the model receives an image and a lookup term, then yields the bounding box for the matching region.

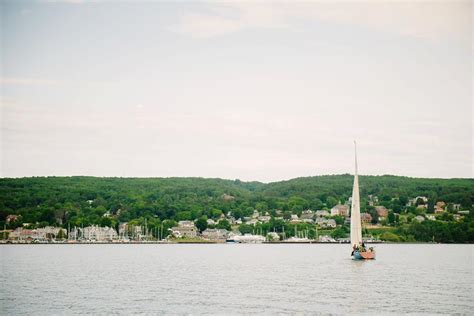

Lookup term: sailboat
[351,141,376,260]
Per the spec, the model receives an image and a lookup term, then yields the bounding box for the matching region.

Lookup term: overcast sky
[1,1,472,181]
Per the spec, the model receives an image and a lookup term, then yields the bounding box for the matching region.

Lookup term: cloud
[0,78,60,86]
[170,2,472,44]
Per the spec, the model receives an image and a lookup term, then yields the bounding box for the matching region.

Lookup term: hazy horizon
[1,1,472,182]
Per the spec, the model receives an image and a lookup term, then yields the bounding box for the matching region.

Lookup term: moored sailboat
[351,141,375,260]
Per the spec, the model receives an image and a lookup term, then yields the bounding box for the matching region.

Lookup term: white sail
[350,141,362,247]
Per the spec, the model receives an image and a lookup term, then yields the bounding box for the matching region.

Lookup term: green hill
[0,175,473,242]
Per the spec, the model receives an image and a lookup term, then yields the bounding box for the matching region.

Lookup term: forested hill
[0,175,473,227]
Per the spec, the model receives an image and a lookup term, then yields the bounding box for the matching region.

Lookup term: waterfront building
[207,219,216,226]
[368,195,379,206]
[315,217,328,227]
[360,212,372,223]
[267,232,280,241]
[178,221,194,227]
[171,221,197,238]
[375,206,388,218]
[8,226,66,241]
[82,225,118,241]
[221,193,235,201]
[434,201,446,214]
[258,212,271,223]
[202,228,229,241]
[326,219,337,228]
[315,210,330,217]
[414,215,425,223]
[8,228,33,241]
[68,227,80,240]
[118,223,128,235]
[290,214,301,224]
[6,215,21,224]
[227,216,237,224]
[331,205,349,217]
[300,210,314,220]
[246,218,259,226]
[407,196,429,207]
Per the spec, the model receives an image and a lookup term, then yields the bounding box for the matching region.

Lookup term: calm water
[1,244,472,315]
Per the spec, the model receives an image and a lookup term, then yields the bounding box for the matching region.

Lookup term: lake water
[1,244,472,315]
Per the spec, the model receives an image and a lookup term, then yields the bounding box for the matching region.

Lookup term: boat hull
[353,250,376,260]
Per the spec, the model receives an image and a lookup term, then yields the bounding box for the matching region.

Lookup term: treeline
[0,175,473,242]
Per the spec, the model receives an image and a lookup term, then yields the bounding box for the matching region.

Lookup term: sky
[0,0,472,182]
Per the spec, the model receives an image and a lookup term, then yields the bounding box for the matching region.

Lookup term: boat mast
[350,141,363,247]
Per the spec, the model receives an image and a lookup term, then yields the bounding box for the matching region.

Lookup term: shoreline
[1,241,471,245]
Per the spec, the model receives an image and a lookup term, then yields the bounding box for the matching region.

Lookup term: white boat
[284,237,310,243]
[227,234,265,244]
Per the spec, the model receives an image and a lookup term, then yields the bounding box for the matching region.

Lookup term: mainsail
[350,141,362,247]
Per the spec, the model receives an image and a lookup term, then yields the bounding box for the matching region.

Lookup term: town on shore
[2,194,471,244]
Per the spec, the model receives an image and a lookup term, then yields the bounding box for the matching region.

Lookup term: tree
[388,212,396,225]
[331,227,347,239]
[288,196,309,212]
[216,219,231,231]
[239,224,253,234]
[380,232,401,242]
[195,216,208,233]
[176,211,192,221]
[255,202,268,212]
[56,229,66,240]
[326,196,338,208]
[211,209,223,219]
[99,216,112,227]
[311,198,324,210]
[367,207,378,224]
[398,196,408,207]
[308,228,318,240]
[333,215,345,225]
[427,200,435,214]
[1,175,473,242]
